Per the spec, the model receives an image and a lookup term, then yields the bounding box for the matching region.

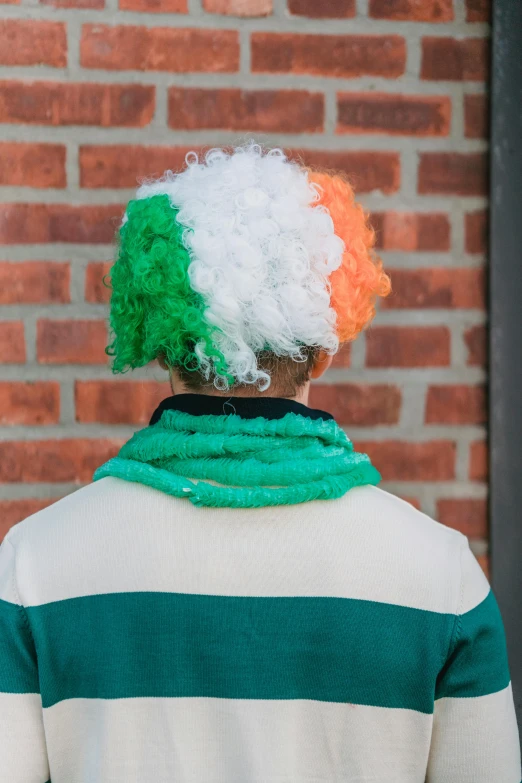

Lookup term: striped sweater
[0,403,520,782]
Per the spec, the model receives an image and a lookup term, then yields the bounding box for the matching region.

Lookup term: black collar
[150,394,333,425]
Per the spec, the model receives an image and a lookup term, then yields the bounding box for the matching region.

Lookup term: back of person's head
[107,142,390,396]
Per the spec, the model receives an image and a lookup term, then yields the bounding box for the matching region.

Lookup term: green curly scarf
[94,409,381,508]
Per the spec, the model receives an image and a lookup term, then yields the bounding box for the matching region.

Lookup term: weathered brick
[337,94,450,136]
[465,210,488,254]
[0,498,57,542]
[41,0,104,6]
[418,153,488,196]
[0,143,66,188]
[422,275,486,313]
[0,322,25,363]
[310,384,401,426]
[355,440,456,481]
[0,382,60,425]
[0,439,122,483]
[37,320,108,365]
[0,262,70,304]
[0,82,155,127]
[383,268,485,310]
[464,94,488,138]
[80,145,191,189]
[81,25,239,73]
[470,441,488,481]
[203,0,271,14]
[85,261,112,303]
[437,498,487,538]
[421,37,489,81]
[75,380,171,424]
[169,88,323,133]
[0,20,67,67]
[290,149,400,194]
[288,0,355,17]
[331,344,351,368]
[120,0,186,10]
[370,0,453,20]
[366,326,450,368]
[464,325,487,367]
[371,213,450,252]
[466,0,490,22]
[251,33,406,78]
[0,204,122,245]
[426,385,486,424]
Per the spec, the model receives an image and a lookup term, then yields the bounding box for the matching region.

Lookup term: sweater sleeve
[426,539,521,783]
[0,535,50,783]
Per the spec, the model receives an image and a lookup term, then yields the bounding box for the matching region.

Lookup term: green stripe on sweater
[14,590,507,712]
[0,598,39,694]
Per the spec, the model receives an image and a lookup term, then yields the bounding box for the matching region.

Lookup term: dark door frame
[490,0,522,729]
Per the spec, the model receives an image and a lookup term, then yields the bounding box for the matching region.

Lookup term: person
[0,143,519,783]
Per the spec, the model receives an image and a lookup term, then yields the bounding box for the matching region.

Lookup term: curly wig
[106,143,390,390]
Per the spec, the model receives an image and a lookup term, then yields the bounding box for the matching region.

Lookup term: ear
[310,349,333,380]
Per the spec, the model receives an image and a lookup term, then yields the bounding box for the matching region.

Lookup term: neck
[169,375,311,406]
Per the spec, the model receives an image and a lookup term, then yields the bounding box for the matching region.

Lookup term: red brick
[81,25,239,73]
[337,94,450,137]
[0,262,70,304]
[0,20,66,67]
[331,344,351,368]
[0,322,25,363]
[120,0,186,9]
[169,88,323,133]
[421,37,489,82]
[366,326,450,368]
[291,149,400,194]
[437,498,487,538]
[464,325,487,367]
[41,0,104,6]
[0,143,66,188]
[85,261,112,303]
[0,0,20,4]
[370,0,453,20]
[372,213,450,252]
[37,320,107,365]
[426,385,486,424]
[0,204,122,245]
[75,380,171,424]
[466,0,490,22]
[464,94,488,138]
[418,153,488,196]
[203,0,271,13]
[0,81,155,127]
[355,440,456,481]
[382,268,485,310]
[288,0,355,17]
[0,382,60,426]
[0,498,57,541]
[465,210,488,254]
[470,441,487,481]
[80,145,191,189]
[0,439,122,484]
[251,33,406,78]
[309,384,401,426]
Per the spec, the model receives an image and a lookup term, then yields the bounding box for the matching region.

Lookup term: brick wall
[0,0,490,570]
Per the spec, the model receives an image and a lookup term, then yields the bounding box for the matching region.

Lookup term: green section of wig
[106,194,230,378]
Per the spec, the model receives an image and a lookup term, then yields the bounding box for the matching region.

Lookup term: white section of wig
[135,142,344,390]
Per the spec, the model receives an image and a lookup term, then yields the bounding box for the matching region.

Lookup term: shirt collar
[149,394,333,425]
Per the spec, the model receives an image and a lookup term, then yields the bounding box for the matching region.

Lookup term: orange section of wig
[309,171,391,343]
